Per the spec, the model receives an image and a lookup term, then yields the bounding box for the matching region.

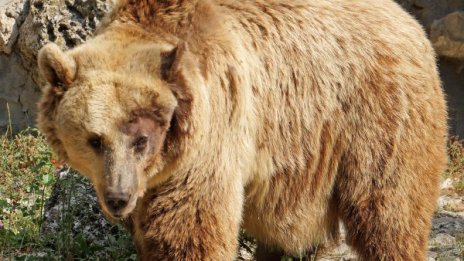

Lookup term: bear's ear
[160,45,178,81]
[159,42,195,100]
[160,42,190,82]
[159,42,194,138]
[38,43,77,91]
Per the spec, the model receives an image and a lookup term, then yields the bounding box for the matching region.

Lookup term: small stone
[429,233,456,248]
[428,250,438,259]
[441,178,454,190]
[438,195,464,212]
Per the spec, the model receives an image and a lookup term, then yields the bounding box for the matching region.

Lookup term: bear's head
[37,26,195,219]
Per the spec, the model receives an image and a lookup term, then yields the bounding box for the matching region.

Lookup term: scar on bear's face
[120,110,171,158]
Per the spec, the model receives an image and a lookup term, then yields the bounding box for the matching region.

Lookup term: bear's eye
[88,137,103,152]
[133,136,148,152]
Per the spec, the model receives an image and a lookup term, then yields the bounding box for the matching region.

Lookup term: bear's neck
[117,0,200,34]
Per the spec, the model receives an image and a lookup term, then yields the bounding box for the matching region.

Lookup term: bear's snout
[104,190,131,217]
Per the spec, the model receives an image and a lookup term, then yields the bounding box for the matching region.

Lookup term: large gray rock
[0,51,39,130]
[0,0,30,131]
[0,0,112,132]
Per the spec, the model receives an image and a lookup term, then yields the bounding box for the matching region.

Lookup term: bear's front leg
[132,172,244,261]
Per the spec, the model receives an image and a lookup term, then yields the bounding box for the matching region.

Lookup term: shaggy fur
[37,0,448,260]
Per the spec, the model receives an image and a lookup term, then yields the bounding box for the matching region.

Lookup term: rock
[395,0,464,32]
[428,251,438,259]
[0,0,113,132]
[429,233,457,249]
[428,210,464,260]
[0,1,28,131]
[0,0,27,54]
[431,210,464,236]
[431,11,464,62]
[0,51,39,131]
[438,195,464,212]
[442,178,455,190]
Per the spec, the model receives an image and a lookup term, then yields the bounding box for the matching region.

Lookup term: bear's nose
[104,191,130,215]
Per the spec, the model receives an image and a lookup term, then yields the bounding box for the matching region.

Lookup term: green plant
[0,127,58,257]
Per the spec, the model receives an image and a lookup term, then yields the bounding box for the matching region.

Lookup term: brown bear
[36,0,448,260]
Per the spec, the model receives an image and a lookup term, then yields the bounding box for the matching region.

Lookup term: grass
[0,124,463,260]
[458,239,464,259]
[444,136,464,195]
[0,127,58,257]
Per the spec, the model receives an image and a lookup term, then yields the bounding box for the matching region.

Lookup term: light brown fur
[37,0,448,260]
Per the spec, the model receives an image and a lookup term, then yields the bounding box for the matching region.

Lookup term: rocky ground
[429,182,464,261]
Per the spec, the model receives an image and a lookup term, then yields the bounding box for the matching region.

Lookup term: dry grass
[444,136,464,195]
